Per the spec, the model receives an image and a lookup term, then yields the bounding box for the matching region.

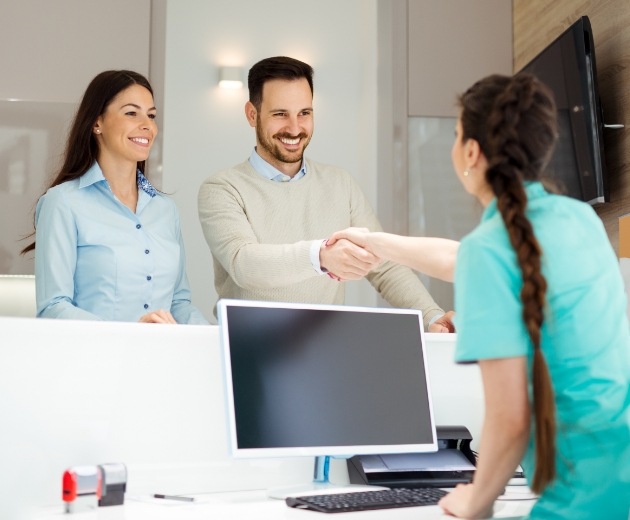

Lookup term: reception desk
[0,317,530,519]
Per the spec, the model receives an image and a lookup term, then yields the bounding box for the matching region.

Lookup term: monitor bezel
[217,299,438,458]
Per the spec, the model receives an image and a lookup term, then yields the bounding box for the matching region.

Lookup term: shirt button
[136,224,142,229]
[144,304,149,309]
[145,249,150,254]
[147,275,152,281]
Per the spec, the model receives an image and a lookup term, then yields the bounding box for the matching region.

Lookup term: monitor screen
[520,16,608,205]
[218,299,437,458]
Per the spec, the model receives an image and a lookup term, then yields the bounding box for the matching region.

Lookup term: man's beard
[256,117,311,165]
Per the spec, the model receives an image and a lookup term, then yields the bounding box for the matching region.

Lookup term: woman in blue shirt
[328,73,630,518]
[22,70,207,325]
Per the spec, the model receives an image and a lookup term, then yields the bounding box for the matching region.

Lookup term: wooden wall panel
[513,0,630,252]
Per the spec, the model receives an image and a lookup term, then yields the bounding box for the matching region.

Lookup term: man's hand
[428,310,455,333]
[320,238,381,281]
[138,309,177,324]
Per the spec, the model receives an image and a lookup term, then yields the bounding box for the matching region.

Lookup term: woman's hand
[138,309,177,324]
[438,483,493,519]
[328,228,458,282]
[326,227,372,249]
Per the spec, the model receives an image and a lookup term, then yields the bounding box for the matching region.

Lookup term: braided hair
[458,73,558,493]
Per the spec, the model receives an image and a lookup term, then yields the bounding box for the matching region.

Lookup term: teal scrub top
[454,182,630,519]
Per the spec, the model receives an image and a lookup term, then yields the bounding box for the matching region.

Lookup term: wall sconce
[218,66,243,89]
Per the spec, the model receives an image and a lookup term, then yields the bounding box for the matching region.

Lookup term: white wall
[0,0,151,103]
[0,0,151,276]
[161,0,379,322]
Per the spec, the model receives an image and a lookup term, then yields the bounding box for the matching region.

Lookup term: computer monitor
[217,299,438,495]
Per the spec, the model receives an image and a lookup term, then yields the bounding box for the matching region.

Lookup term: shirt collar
[137,171,157,197]
[79,162,157,198]
[79,162,107,188]
[249,148,307,182]
[481,181,547,222]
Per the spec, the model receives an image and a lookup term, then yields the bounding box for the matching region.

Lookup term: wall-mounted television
[520,16,609,205]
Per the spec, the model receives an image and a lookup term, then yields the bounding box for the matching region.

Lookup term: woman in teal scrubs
[328,73,630,519]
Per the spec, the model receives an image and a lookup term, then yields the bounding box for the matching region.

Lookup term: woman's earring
[95,129,101,134]
[463,170,469,177]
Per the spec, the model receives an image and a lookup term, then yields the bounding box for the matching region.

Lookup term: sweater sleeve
[198,172,319,290]
[345,176,445,329]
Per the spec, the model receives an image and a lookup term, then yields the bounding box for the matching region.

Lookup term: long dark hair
[458,73,558,493]
[21,70,153,254]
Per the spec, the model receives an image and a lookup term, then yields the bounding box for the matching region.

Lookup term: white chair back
[0,274,36,317]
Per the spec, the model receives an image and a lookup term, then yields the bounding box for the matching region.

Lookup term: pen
[153,494,195,502]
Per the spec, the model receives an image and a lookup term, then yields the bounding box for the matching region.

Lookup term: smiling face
[245,77,313,177]
[93,84,157,169]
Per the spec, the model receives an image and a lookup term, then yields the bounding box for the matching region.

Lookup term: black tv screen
[520,16,609,205]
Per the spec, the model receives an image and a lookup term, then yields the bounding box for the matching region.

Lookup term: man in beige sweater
[198,56,454,332]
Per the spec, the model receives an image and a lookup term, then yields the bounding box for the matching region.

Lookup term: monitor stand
[267,456,387,500]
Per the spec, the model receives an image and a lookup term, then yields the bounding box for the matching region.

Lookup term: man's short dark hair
[248,56,314,109]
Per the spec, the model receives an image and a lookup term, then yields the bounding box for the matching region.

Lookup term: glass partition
[408,117,482,311]
[0,99,75,274]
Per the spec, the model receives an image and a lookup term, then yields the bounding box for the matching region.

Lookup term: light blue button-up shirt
[34,162,207,324]
[249,147,307,182]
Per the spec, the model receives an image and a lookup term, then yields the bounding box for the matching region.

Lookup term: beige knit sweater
[198,159,444,329]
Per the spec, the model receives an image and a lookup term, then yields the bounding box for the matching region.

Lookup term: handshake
[319,227,459,333]
[319,227,382,282]
[320,227,458,284]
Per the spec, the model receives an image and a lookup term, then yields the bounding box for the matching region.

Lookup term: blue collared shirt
[34,162,207,324]
[248,148,326,273]
[249,147,307,182]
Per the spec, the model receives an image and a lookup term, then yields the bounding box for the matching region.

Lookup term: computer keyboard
[285,487,449,513]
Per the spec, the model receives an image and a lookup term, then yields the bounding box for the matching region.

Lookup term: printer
[347,426,476,488]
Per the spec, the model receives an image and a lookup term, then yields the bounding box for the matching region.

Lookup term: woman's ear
[93,117,103,135]
[465,138,481,169]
